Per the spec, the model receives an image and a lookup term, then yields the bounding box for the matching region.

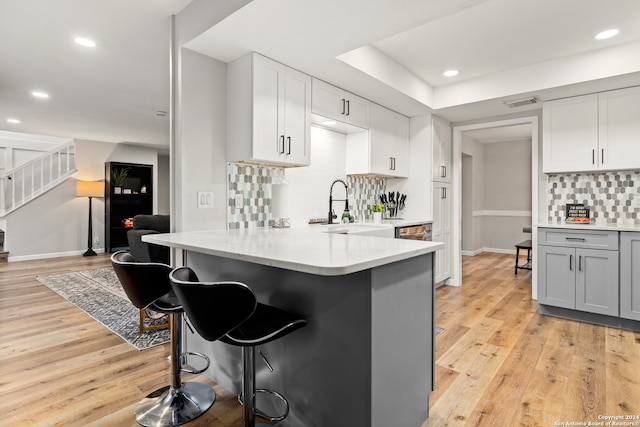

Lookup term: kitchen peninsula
[144,227,442,427]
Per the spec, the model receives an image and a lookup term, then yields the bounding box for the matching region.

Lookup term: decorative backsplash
[548,171,640,225]
[227,162,388,228]
[347,175,387,220]
[227,163,284,229]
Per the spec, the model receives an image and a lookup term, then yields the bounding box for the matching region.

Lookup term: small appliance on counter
[272,177,291,228]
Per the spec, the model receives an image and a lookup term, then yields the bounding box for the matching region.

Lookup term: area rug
[36,268,170,350]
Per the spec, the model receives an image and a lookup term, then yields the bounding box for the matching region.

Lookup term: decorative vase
[114,187,122,194]
[373,212,382,224]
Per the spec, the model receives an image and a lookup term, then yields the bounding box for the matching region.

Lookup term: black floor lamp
[76,181,104,257]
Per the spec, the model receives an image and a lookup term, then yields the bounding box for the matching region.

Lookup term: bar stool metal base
[135,382,215,427]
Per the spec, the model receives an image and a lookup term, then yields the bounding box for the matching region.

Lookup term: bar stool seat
[170,267,307,427]
[111,252,219,427]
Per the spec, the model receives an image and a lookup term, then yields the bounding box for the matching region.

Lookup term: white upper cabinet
[346,103,409,178]
[228,53,311,167]
[432,116,452,183]
[598,86,640,171]
[311,78,370,129]
[543,87,640,173]
[543,94,599,173]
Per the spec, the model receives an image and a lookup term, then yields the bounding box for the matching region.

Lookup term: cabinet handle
[393,157,396,170]
[592,149,595,165]
[441,165,446,178]
[287,136,291,155]
[601,148,604,164]
[442,187,446,199]
[389,157,393,170]
[279,135,285,154]
[341,99,346,115]
[565,237,585,242]
[570,254,573,270]
[578,255,582,271]
[346,100,350,116]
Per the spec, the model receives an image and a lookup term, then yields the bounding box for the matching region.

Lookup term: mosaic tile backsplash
[227,163,388,228]
[227,163,284,229]
[347,175,387,220]
[548,171,640,225]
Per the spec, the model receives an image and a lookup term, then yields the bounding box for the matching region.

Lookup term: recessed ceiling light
[443,69,459,77]
[321,120,337,126]
[74,37,96,47]
[31,91,50,99]
[6,118,20,124]
[595,29,619,40]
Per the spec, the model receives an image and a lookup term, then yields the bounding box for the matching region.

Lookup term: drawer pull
[565,237,585,242]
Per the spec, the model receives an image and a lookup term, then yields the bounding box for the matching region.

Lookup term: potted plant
[371,204,384,223]
[111,167,130,194]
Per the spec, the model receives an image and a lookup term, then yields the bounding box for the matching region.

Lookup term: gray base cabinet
[538,245,575,309]
[538,228,619,316]
[621,232,640,321]
[575,248,618,316]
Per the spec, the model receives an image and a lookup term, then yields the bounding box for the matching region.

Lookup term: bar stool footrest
[238,388,290,422]
[181,351,210,375]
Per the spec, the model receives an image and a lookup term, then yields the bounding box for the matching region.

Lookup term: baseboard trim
[9,248,105,262]
[462,247,517,257]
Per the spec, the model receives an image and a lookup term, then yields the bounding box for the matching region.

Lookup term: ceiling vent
[503,97,538,108]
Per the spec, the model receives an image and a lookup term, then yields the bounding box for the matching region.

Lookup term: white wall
[461,134,485,253]
[176,48,228,232]
[6,139,161,260]
[285,127,347,226]
[461,136,532,254]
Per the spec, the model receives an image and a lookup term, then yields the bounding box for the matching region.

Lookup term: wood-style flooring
[1,252,639,426]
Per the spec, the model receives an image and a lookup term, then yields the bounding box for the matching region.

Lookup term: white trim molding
[472,210,532,217]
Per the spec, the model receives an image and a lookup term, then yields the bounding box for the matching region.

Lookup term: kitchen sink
[322,223,394,238]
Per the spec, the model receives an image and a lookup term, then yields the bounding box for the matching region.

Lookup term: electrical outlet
[235,194,244,208]
[197,192,214,209]
[94,236,99,245]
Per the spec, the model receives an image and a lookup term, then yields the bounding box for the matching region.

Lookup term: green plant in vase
[111,167,130,194]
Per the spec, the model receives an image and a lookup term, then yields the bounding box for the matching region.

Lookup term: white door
[433,182,451,284]
[542,94,598,173]
[598,86,640,171]
[282,68,311,166]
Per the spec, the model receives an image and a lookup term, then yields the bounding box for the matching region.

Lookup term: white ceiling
[0,0,192,150]
[2,0,640,149]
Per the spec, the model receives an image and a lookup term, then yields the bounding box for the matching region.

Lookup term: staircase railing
[0,141,77,216]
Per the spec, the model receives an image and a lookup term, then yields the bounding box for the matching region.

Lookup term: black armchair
[127,214,170,264]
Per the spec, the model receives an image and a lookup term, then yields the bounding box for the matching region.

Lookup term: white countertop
[537,221,640,232]
[143,226,442,276]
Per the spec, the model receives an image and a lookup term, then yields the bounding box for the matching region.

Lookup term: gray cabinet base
[539,304,640,332]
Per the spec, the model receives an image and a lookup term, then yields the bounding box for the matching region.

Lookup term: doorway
[452,116,539,297]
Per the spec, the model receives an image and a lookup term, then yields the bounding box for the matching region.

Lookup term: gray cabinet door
[575,248,619,316]
[620,232,640,321]
[538,245,576,309]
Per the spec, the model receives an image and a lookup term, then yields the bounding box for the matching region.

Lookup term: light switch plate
[197,192,214,209]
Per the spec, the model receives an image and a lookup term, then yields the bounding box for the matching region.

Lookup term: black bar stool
[169,267,307,427]
[111,251,217,427]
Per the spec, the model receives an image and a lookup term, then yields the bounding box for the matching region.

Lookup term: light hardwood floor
[1,252,639,426]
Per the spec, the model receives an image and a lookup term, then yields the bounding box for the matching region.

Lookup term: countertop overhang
[537,221,640,232]
[143,226,442,276]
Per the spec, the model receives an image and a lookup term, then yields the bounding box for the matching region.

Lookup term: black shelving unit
[105,162,153,252]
